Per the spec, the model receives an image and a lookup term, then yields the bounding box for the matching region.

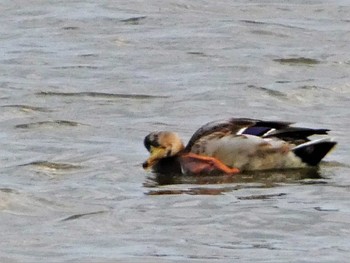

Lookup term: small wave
[299,85,321,90]
[314,206,339,212]
[250,30,288,37]
[0,188,17,194]
[52,65,99,69]
[20,161,82,170]
[273,57,321,65]
[247,85,286,98]
[61,210,107,222]
[15,120,82,129]
[240,20,305,30]
[237,193,287,200]
[187,51,208,57]
[146,187,235,196]
[1,104,51,112]
[240,20,266,25]
[120,16,147,25]
[62,26,79,30]
[36,91,168,99]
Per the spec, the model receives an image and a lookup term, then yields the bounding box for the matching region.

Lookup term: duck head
[142,131,185,169]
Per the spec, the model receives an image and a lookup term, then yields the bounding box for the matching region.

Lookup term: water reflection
[144,168,325,195]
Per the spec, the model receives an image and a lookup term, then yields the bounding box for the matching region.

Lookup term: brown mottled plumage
[143,118,337,175]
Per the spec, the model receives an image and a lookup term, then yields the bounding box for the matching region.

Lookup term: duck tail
[292,138,337,166]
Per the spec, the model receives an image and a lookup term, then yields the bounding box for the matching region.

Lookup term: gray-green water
[1,1,350,262]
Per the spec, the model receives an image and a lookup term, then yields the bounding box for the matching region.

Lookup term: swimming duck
[143,118,337,175]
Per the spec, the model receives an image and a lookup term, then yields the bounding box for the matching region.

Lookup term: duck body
[190,134,304,171]
[143,118,337,175]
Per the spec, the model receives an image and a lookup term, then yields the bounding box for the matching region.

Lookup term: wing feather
[185,118,292,151]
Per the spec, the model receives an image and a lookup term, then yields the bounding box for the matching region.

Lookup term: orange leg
[179,153,240,175]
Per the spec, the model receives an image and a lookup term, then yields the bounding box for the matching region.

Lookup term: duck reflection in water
[143,167,326,196]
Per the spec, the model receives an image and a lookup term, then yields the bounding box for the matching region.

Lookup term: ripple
[1,104,51,112]
[146,186,237,196]
[299,85,321,90]
[247,85,287,98]
[237,193,287,200]
[62,26,79,30]
[15,120,83,129]
[36,91,168,100]
[240,20,304,29]
[187,51,208,57]
[314,206,339,212]
[250,30,288,37]
[0,188,17,194]
[120,16,147,25]
[273,57,321,65]
[20,161,82,171]
[240,20,266,25]
[60,210,107,222]
[52,65,99,69]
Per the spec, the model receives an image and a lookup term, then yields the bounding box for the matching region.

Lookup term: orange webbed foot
[179,153,240,176]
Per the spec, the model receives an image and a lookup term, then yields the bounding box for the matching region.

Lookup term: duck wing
[185,118,332,151]
[184,118,292,151]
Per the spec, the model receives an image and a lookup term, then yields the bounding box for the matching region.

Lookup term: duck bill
[142,158,157,170]
[142,146,167,170]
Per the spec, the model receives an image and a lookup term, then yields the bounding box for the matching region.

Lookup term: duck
[142,118,337,175]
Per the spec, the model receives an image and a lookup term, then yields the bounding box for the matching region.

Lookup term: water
[1,0,350,262]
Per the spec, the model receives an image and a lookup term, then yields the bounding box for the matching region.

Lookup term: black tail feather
[264,127,330,144]
[292,140,337,166]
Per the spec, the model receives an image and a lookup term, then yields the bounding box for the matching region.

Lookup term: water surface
[1,1,350,262]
